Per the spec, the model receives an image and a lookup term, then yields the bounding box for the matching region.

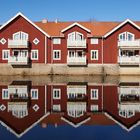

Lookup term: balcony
[8,56,29,65]
[67,39,87,48]
[119,87,140,95]
[118,56,140,65]
[8,39,28,48]
[67,56,87,65]
[118,40,140,48]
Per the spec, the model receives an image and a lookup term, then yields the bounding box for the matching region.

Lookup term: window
[68,32,84,40]
[91,105,99,112]
[53,50,61,60]
[53,38,61,44]
[91,50,98,60]
[53,89,61,99]
[52,104,61,112]
[13,31,28,40]
[2,50,10,60]
[91,89,98,100]
[91,38,99,44]
[2,89,9,99]
[119,110,135,118]
[31,50,38,60]
[31,89,38,99]
[119,32,134,41]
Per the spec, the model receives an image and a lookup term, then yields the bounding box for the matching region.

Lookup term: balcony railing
[8,39,28,48]
[8,56,29,65]
[118,40,140,48]
[67,39,87,48]
[67,56,87,65]
[119,87,140,95]
[118,56,140,65]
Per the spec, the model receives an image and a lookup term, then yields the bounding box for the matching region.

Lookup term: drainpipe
[101,36,104,75]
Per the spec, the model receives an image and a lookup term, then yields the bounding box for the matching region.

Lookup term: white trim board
[104,19,140,38]
[0,12,50,38]
[61,22,91,33]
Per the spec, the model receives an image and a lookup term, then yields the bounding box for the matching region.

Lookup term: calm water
[0,75,140,140]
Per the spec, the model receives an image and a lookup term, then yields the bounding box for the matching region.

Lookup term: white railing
[8,56,28,65]
[8,39,28,48]
[8,85,28,97]
[67,39,87,48]
[118,40,140,47]
[118,104,140,112]
[119,87,140,95]
[67,56,87,65]
[118,56,140,64]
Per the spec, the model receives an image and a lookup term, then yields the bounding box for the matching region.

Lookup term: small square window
[91,38,98,44]
[31,50,38,60]
[91,105,98,112]
[52,104,61,112]
[91,50,98,60]
[53,38,61,44]
[33,38,40,45]
[2,50,10,60]
[31,89,38,99]
[53,89,61,99]
[1,38,7,45]
[53,50,61,60]
[91,89,98,100]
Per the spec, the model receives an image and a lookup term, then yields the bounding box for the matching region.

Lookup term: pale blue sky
[0,0,140,24]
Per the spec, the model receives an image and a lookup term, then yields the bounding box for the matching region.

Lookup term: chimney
[55,19,58,23]
[42,19,48,23]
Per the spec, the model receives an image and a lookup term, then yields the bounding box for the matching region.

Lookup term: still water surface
[0,75,140,140]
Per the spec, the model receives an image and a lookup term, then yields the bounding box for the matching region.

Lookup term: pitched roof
[35,21,121,37]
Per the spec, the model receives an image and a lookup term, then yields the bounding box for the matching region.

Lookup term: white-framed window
[2,89,9,99]
[31,50,38,60]
[91,50,98,60]
[53,38,61,44]
[91,38,99,44]
[119,110,135,118]
[31,89,38,99]
[2,50,10,60]
[52,104,61,112]
[91,105,99,112]
[53,89,61,99]
[53,50,61,60]
[119,32,134,41]
[68,32,84,40]
[13,31,28,40]
[91,89,98,100]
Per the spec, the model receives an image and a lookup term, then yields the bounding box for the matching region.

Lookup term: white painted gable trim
[61,116,91,128]
[61,22,91,33]
[0,12,50,38]
[104,19,140,38]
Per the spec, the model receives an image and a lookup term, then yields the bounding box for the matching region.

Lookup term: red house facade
[0,12,140,75]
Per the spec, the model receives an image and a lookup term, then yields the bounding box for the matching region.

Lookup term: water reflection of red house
[103,82,140,131]
[46,82,103,127]
[0,81,49,137]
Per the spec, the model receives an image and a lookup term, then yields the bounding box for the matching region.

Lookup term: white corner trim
[0,12,50,38]
[61,22,91,33]
[104,19,140,38]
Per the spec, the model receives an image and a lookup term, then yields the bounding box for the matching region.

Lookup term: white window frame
[91,38,99,44]
[91,89,99,100]
[53,50,61,60]
[31,50,38,60]
[13,31,28,40]
[91,50,98,60]
[118,32,135,41]
[53,88,61,99]
[52,104,61,112]
[68,32,84,41]
[90,105,99,112]
[31,89,38,100]
[53,38,61,44]
[2,50,10,60]
[2,89,9,99]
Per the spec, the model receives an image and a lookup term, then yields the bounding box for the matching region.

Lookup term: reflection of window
[31,89,38,99]
[91,89,98,100]
[2,50,10,60]
[13,31,28,40]
[119,32,134,41]
[119,110,135,118]
[2,89,9,99]
[53,89,61,99]
[91,50,98,60]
